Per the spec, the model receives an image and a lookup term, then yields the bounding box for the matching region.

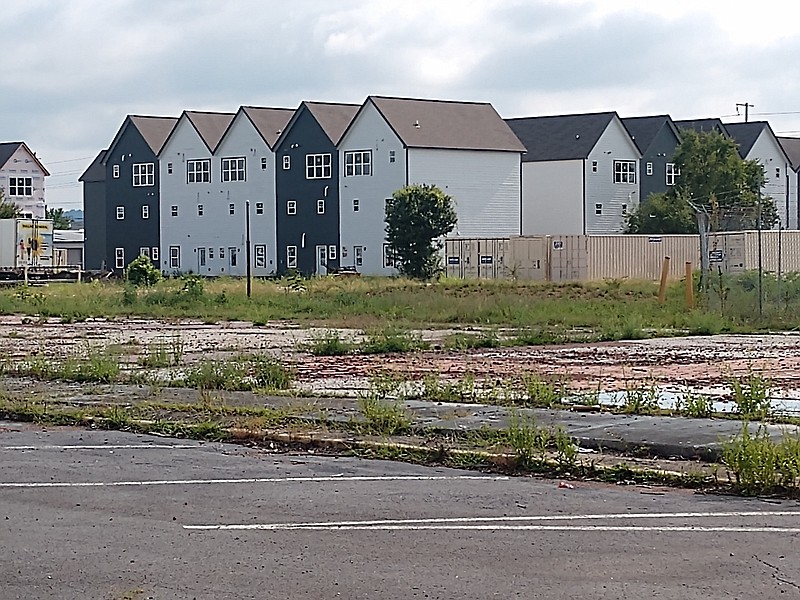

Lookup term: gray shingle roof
[240,106,295,149]
[778,137,800,171]
[621,115,679,154]
[185,111,236,152]
[368,96,525,152]
[304,102,360,145]
[0,141,50,175]
[79,149,107,183]
[129,116,178,154]
[675,118,729,135]
[504,112,617,162]
[724,122,768,158]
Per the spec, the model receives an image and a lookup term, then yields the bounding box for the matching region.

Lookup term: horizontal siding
[522,160,583,235]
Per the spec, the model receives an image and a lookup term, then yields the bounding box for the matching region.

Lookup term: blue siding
[639,123,681,202]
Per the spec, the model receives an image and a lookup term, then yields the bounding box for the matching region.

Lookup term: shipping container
[0,218,54,268]
[444,238,510,279]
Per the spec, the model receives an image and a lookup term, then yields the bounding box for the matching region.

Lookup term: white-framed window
[141,205,150,219]
[261,157,267,170]
[286,245,297,269]
[115,248,124,269]
[221,157,246,182]
[152,247,159,261]
[591,161,598,173]
[344,150,372,177]
[116,206,125,220]
[595,203,603,215]
[219,248,225,259]
[167,163,173,174]
[255,202,264,215]
[254,244,266,268]
[198,247,206,267]
[169,246,180,269]
[383,244,395,268]
[287,200,296,215]
[9,177,32,196]
[389,150,396,163]
[353,198,360,212]
[283,155,290,170]
[354,246,363,267]
[646,162,653,176]
[305,153,331,179]
[187,159,211,183]
[621,204,628,216]
[139,247,150,258]
[666,163,679,186]
[613,160,636,184]
[776,167,781,179]
[197,204,204,216]
[209,247,214,260]
[132,163,154,186]
[229,248,237,267]
[317,199,325,214]
[229,203,235,215]
[171,205,178,217]
[328,245,337,260]
[113,165,120,178]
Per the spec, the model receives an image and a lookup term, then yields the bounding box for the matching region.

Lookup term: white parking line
[188,524,800,533]
[0,474,507,488]
[0,444,203,451]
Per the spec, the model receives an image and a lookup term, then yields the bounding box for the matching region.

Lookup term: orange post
[685,261,694,309]
[657,256,671,304]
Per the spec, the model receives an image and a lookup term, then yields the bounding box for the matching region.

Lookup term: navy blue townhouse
[79,150,107,270]
[274,101,359,276]
[622,115,682,203]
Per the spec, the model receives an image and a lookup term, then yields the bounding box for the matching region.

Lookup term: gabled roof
[239,106,295,149]
[345,96,525,152]
[724,122,770,159]
[778,137,800,172]
[0,141,50,175]
[305,102,360,145]
[104,115,178,163]
[182,111,236,153]
[675,118,729,135]
[621,115,681,155]
[505,112,620,162]
[79,149,107,183]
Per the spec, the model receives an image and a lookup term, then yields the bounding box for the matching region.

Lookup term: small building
[53,229,84,268]
[0,142,50,219]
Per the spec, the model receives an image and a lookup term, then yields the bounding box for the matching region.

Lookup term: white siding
[521,160,583,235]
[408,148,520,238]
[0,145,47,219]
[747,132,795,229]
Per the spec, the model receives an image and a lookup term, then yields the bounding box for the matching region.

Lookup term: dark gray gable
[79,149,107,182]
[724,122,768,158]
[505,112,616,162]
[622,115,680,155]
[778,137,800,171]
[0,142,22,169]
[675,118,729,136]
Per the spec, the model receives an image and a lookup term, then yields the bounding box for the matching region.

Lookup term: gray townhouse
[621,115,682,203]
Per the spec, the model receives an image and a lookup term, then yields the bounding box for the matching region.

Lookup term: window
[198,247,206,267]
[169,246,180,269]
[595,203,603,215]
[9,177,33,196]
[152,247,159,261]
[317,199,325,214]
[139,247,150,258]
[613,160,636,184]
[389,150,396,163]
[132,163,154,186]
[229,203,235,215]
[666,163,679,186]
[142,205,149,219]
[113,165,120,178]
[287,200,296,215]
[221,157,246,182]
[776,167,781,179]
[254,245,266,268]
[344,150,372,177]
[287,245,297,269]
[116,206,125,220]
[261,157,267,170]
[353,198,360,212]
[229,248,237,267]
[283,156,290,170]
[646,162,653,176]
[383,244,395,268]
[621,204,627,216]
[591,161,598,173]
[305,153,331,179]
[255,202,264,215]
[209,247,215,260]
[354,246,364,267]
[171,205,178,217]
[219,248,225,259]
[187,159,211,183]
[115,248,124,269]
[328,245,337,260]
[197,204,204,216]
[167,163,173,175]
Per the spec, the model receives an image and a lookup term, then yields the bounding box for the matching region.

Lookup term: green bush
[126,255,162,287]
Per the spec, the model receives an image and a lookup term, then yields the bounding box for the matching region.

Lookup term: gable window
[666,163,679,186]
[776,167,781,179]
[197,204,204,216]
[353,198,360,212]
[229,203,235,215]
[287,200,296,215]
[646,162,653,176]
[595,203,603,215]
[221,157,246,182]
[9,177,33,196]
[286,245,297,269]
[142,205,150,219]
[283,156,291,170]
[255,202,264,215]
[169,246,180,269]
[306,153,331,179]
[389,150,396,163]
[115,248,124,269]
[116,206,125,220]
[261,157,267,170]
[591,161,598,173]
[187,159,211,183]
[613,160,636,184]
[171,205,178,217]
[344,150,372,177]
[317,199,325,214]
[113,165,120,178]
[132,163,154,186]
[167,163,173,174]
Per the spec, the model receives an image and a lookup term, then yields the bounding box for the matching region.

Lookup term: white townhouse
[0,142,49,219]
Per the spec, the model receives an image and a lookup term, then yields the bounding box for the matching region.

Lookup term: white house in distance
[505,112,641,235]
[338,96,525,275]
[0,142,49,218]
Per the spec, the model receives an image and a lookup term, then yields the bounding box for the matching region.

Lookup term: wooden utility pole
[736,102,754,122]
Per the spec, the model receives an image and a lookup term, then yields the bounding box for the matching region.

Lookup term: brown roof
[368,96,526,152]
[241,106,295,148]
[185,111,235,152]
[779,137,800,171]
[129,116,178,154]
[304,102,360,144]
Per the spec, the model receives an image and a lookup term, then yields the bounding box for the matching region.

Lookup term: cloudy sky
[3,0,800,210]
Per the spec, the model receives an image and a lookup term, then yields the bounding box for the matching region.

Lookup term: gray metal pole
[246,199,252,299]
[757,194,763,319]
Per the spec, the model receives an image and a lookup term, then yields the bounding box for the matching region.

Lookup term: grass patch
[357,393,412,435]
[177,355,292,392]
[360,327,429,354]
[303,330,354,356]
[723,422,800,495]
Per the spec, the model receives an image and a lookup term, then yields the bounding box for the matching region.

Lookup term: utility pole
[736,102,754,122]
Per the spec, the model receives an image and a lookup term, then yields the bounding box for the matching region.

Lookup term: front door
[316,245,327,276]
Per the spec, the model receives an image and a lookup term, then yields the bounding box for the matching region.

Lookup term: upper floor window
[283,155,290,170]
[389,150,396,163]
[116,206,125,220]
[113,165,120,178]
[344,150,372,177]
[142,205,150,219]
[171,205,178,217]
[229,203,235,215]
[666,163,679,186]
[646,162,653,176]
[8,177,32,196]
[317,199,325,214]
[197,204,204,216]
[221,157,246,182]
[261,157,268,170]
[167,163,173,174]
[255,202,264,215]
[353,198,360,212]
[287,200,296,215]
[187,159,211,183]
[613,160,636,184]
[591,161,598,173]
[306,153,331,179]
[132,163,154,187]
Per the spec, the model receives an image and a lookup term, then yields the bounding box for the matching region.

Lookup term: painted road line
[0,444,203,451]
[0,474,507,488]
[183,510,800,531]
[187,524,800,533]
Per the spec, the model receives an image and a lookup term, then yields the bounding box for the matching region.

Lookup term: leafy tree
[385,184,457,279]
[46,207,73,229]
[627,130,778,233]
[0,190,21,219]
[126,254,162,286]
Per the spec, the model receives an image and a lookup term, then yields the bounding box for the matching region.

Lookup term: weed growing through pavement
[621,382,661,414]
[729,372,773,421]
[521,373,563,408]
[179,355,292,392]
[360,326,429,354]
[357,393,412,435]
[444,330,502,350]
[723,422,800,495]
[304,330,354,356]
[679,391,714,418]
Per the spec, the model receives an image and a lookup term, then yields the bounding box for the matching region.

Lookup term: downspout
[582,159,587,235]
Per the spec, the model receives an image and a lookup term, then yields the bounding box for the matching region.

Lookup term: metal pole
[778,223,783,308]
[245,199,252,299]
[757,193,763,319]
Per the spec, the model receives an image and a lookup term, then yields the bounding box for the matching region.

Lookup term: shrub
[126,255,162,287]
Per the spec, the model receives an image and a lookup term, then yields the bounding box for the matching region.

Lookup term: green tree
[627,130,778,233]
[46,207,73,229]
[126,254,162,286]
[0,189,21,219]
[385,184,457,279]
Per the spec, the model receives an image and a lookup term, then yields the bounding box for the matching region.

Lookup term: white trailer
[0,218,54,268]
